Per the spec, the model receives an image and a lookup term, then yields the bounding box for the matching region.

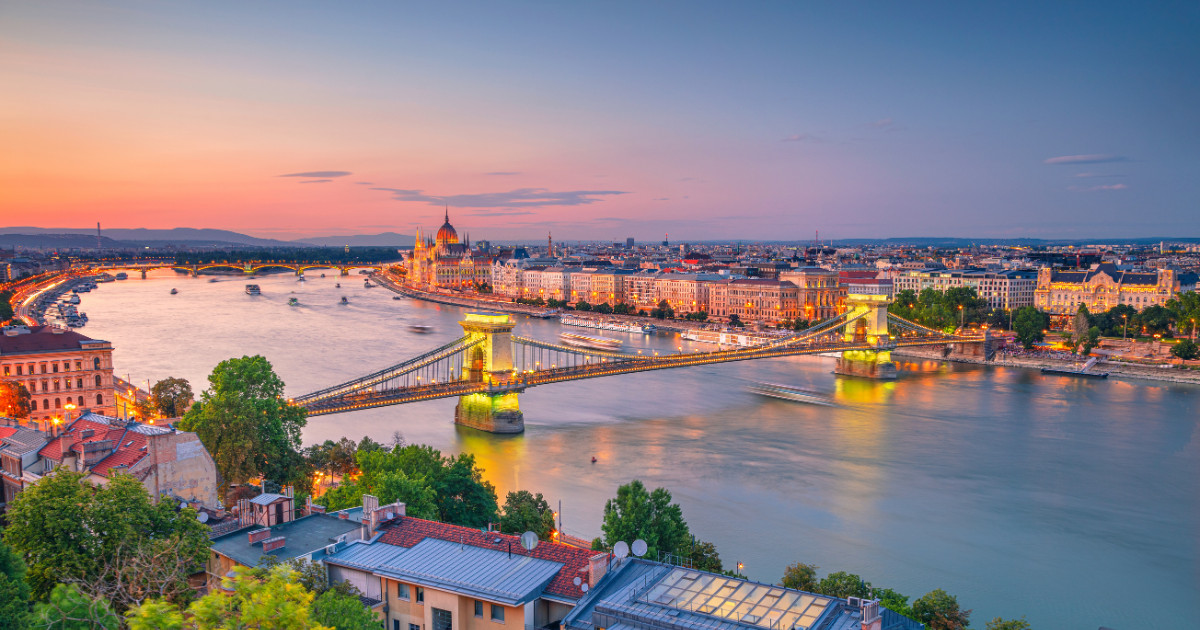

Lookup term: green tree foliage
[320,444,496,526]
[912,589,971,630]
[150,377,194,418]
[779,562,819,592]
[600,480,689,560]
[499,490,556,539]
[890,287,987,330]
[127,565,331,630]
[593,302,614,314]
[728,313,744,327]
[1080,326,1101,355]
[612,302,633,315]
[574,300,592,311]
[3,470,209,602]
[0,290,14,323]
[0,380,33,419]
[1171,339,1198,360]
[311,586,379,630]
[815,571,872,599]
[985,617,1031,630]
[1166,291,1200,336]
[683,540,722,573]
[650,300,675,320]
[1012,306,1050,349]
[177,355,308,487]
[1135,304,1175,337]
[685,311,709,322]
[872,587,912,619]
[1071,304,1091,342]
[32,583,121,630]
[0,540,32,629]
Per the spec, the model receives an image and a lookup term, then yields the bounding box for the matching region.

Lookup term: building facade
[405,211,492,290]
[1035,263,1193,315]
[778,267,843,321]
[0,325,117,427]
[896,269,1037,310]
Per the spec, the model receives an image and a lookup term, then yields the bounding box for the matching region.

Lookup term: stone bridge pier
[454,312,524,433]
[835,289,898,379]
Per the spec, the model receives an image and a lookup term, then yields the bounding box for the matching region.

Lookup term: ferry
[1040,367,1109,379]
[170,288,178,295]
[559,332,622,351]
[288,297,300,306]
[114,272,128,280]
[748,382,837,406]
[363,280,375,288]
[560,315,656,334]
[245,284,261,295]
[409,324,434,334]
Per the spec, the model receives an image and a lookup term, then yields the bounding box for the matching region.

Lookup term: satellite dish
[179,501,187,509]
[581,583,589,593]
[613,541,629,559]
[573,577,582,587]
[631,539,648,557]
[520,531,539,551]
[197,512,209,523]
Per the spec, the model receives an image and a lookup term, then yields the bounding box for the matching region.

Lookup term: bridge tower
[835,284,897,379]
[454,312,524,433]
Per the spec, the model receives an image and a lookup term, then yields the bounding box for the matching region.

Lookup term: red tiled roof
[377,516,596,600]
[0,427,17,440]
[0,326,103,354]
[38,417,149,475]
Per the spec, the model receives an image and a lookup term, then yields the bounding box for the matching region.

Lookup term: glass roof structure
[639,568,834,630]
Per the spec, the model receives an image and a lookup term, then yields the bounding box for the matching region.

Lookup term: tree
[575,300,592,311]
[594,302,614,314]
[3,469,209,602]
[0,380,32,419]
[0,290,14,323]
[872,587,912,619]
[1072,304,1091,342]
[600,480,689,560]
[1171,339,1198,360]
[985,618,1031,630]
[177,355,308,487]
[1012,306,1049,349]
[685,311,709,322]
[912,589,971,630]
[311,585,379,630]
[0,540,31,629]
[434,453,499,527]
[374,471,439,520]
[682,539,722,573]
[150,377,193,418]
[499,490,556,539]
[815,571,871,599]
[728,313,744,327]
[651,300,675,320]
[31,584,121,630]
[127,565,331,630]
[779,562,819,592]
[1080,326,1101,356]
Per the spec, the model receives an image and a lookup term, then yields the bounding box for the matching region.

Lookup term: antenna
[631,539,648,557]
[613,541,630,559]
[520,531,539,551]
[573,577,582,587]
[197,512,209,523]
[581,583,589,593]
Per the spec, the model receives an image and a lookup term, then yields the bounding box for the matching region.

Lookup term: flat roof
[210,514,360,567]
[372,537,564,606]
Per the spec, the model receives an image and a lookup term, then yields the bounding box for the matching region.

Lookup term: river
[75,269,1198,629]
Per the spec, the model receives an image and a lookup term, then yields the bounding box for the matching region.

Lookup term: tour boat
[1040,367,1109,379]
[288,297,300,306]
[170,288,178,295]
[114,272,128,280]
[245,284,261,295]
[340,296,349,305]
[747,382,836,406]
[409,324,434,334]
[560,315,655,334]
[559,332,622,351]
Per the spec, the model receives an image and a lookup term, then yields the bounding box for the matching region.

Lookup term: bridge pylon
[454,312,524,433]
[835,287,897,379]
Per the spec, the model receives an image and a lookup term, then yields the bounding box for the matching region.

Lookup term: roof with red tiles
[38,413,164,477]
[377,516,598,600]
[0,427,17,440]
[0,325,108,354]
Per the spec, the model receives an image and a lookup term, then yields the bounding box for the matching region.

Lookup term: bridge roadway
[297,333,962,416]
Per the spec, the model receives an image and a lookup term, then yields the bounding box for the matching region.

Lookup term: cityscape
[1,3,1197,630]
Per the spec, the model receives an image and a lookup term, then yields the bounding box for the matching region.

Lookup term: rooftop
[0,325,110,355]
[210,513,361,567]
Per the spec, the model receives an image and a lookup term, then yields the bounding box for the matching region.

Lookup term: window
[42,400,49,410]
[394,621,400,630]
[416,587,423,604]
[15,365,21,376]
[75,361,82,371]
[490,605,504,623]
[40,363,46,374]
[52,363,58,373]
[432,608,452,630]
[96,394,103,405]
[55,398,61,409]
[398,583,410,600]
[77,396,84,407]
[76,378,83,389]
[95,375,102,387]
[475,601,484,617]
[94,358,101,370]
[2,365,8,376]
[409,625,420,630]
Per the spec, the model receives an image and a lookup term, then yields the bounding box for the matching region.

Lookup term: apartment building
[778,267,843,321]
[708,279,801,324]
[895,269,1037,310]
[0,325,117,426]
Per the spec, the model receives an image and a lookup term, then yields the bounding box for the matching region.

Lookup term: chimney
[262,536,286,553]
[859,599,881,630]
[588,553,609,587]
[248,528,272,545]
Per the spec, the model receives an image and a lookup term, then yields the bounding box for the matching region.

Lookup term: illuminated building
[1035,263,1197,315]
[405,210,492,290]
[0,324,116,427]
[896,269,1036,309]
[778,267,843,320]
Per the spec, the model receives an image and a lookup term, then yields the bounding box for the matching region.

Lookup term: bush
[1171,339,1198,360]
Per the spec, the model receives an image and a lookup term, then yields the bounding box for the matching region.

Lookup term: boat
[1040,367,1109,379]
[68,295,81,305]
[321,273,326,278]
[560,315,655,334]
[335,283,341,288]
[114,272,128,280]
[364,280,375,288]
[298,276,306,282]
[409,324,434,334]
[340,296,349,305]
[288,297,300,306]
[245,284,261,295]
[392,296,403,300]
[170,288,178,295]
[208,278,220,283]
[748,382,837,406]
[559,332,622,351]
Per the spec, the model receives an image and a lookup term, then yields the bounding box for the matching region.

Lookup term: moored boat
[170,288,178,295]
[340,296,349,305]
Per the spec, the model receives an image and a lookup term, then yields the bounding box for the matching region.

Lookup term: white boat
[748,382,837,406]
[114,272,128,280]
[68,295,81,305]
[559,332,622,351]
[561,315,655,334]
[409,324,434,334]
[245,284,261,295]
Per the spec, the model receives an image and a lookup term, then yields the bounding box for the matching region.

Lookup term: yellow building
[406,211,492,290]
[0,324,117,427]
[1035,263,1194,316]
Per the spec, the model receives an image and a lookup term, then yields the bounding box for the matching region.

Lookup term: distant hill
[0,233,128,249]
[0,227,296,248]
[292,232,414,247]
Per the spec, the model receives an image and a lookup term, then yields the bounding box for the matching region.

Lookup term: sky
[1,1,1197,241]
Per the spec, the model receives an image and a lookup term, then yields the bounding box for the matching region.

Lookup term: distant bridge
[293,291,989,433]
[87,261,389,277]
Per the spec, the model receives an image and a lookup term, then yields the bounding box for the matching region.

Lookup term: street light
[1122,314,1128,341]
[958,304,964,329]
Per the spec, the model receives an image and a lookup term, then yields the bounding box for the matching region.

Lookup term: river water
[76,270,1197,629]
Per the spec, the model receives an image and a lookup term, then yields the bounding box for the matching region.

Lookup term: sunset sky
[2,1,1196,240]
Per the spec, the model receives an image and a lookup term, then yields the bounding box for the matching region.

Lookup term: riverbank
[893,346,1200,384]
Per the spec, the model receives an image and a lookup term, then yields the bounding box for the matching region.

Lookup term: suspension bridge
[292,290,990,433]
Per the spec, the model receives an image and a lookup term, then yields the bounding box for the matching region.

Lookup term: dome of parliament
[436,209,459,245]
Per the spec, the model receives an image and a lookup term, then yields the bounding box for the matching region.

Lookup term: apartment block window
[475,601,484,617]
[397,583,410,600]
[52,363,58,373]
[93,358,101,370]
[410,625,420,630]
[416,587,424,604]
[15,365,21,376]
[77,396,83,407]
[40,363,47,374]
[75,361,82,370]
[76,378,83,389]
[394,621,400,630]
[95,375,102,387]
[432,608,452,630]
[2,365,8,376]
[490,605,504,623]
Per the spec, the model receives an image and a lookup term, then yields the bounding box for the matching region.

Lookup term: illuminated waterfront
[81,270,1197,629]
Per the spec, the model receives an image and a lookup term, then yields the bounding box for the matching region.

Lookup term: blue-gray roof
[326,539,408,571]
[209,514,360,567]
[370,537,564,605]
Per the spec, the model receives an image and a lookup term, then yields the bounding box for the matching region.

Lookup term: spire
[444,205,450,224]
